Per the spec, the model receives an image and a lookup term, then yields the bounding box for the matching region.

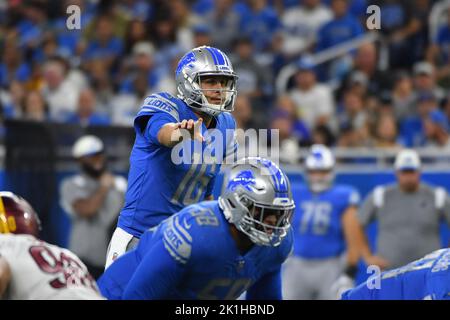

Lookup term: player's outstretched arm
[157,118,204,148]
[246,268,282,300]
[0,256,11,298]
[122,239,186,300]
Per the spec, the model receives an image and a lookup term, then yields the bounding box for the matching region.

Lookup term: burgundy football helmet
[0,191,41,237]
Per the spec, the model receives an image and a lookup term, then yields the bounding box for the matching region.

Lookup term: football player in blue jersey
[282,144,388,299]
[342,248,450,300]
[97,157,295,300]
[105,46,239,269]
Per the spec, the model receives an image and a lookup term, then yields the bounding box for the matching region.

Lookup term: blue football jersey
[98,200,293,300]
[291,184,360,258]
[342,248,450,300]
[117,92,237,237]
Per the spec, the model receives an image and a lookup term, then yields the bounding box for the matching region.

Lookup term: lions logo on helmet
[175,46,238,117]
[305,144,336,193]
[219,157,295,247]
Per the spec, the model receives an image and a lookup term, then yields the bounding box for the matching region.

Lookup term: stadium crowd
[2,0,450,163]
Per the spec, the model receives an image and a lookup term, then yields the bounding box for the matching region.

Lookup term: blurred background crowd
[3,0,450,164]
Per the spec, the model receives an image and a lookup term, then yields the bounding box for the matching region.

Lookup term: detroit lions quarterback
[105,46,239,269]
[0,192,104,300]
[98,157,295,300]
[282,144,386,299]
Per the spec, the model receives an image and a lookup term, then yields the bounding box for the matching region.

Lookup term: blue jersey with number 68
[98,201,293,300]
[342,248,450,300]
[117,92,237,238]
[291,184,360,259]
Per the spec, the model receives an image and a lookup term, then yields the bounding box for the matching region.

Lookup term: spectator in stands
[413,61,445,102]
[149,13,182,74]
[407,0,433,64]
[270,111,300,164]
[203,0,240,52]
[276,94,311,144]
[392,71,416,121]
[123,19,150,55]
[337,124,361,147]
[373,0,429,69]
[280,0,332,57]
[358,149,450,269]
[375,91,396,117]
[316,0,364,52]
[267,30,290,76]
[339,43,392,98]
[232,95,254,130]
[87,58,115,114]
[343,71,369,100]
[60,135,127,279]
[170,0,203,52]
[31,32,60,65]
[192,24,213,47]
[338,92,369,146]
[16,0,48,51]
[311,124,336,146]
[0,42,31,88]
[371,113,402,149]
[80,2,129,51]
[238,0,280,52]
[119,42,168,95]
[22,90,48,122]
[82,14,124,71]
[111,70,151,127]
[41,58,80,121]
[427,8,450,85]
[231,36,274,126]
[116,0,152,22]
[233,94,263,160]
[65,88,110,126]
[337,91,368,136]
[289,56,335,133]
[423,109,450,149]
[52,0,94,57]
[399,91,437,147]
[0,81,25,119]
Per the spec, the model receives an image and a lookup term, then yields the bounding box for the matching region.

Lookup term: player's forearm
[157,123,183,148]
[0,257,11,298]
[358,230,374,261]
[72,186,110,218]
[342,207,363,265]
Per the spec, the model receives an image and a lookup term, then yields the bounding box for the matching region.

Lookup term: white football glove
[330,274,355,300]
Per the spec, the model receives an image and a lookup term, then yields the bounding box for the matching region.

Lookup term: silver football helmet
[305,144,336,193]
[175,46,238,117]
[219,157,295,247]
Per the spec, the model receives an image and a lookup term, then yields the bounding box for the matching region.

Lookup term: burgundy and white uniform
[0,234,104,300]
